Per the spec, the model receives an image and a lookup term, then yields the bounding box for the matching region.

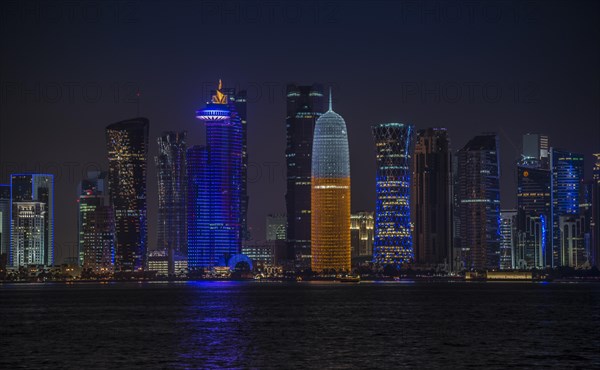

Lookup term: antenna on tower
[328,87,332,111]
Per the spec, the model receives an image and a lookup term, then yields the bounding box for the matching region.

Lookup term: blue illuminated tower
[372,123,415,268]
[188,80,242,269]
[550,148,584,267]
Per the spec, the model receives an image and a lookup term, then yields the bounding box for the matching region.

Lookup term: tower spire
[328,87,332,111]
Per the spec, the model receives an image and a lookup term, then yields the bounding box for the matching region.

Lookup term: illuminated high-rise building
[592,154,600,267]
[156,131,187,259]
[78,171,114,273]
[11,202,45,267]
[311,91,351,273]
[550,148,584,267]
[515,166,551,268]
[372,123,414,268]
[351,212,374,259]
[499,209,516,270]
[515,133,552,269]
[412,128,452,268]
[188,80,242,269]
[10,174,54,267]
[456,134,501,270]
[0,184,10,259]
[213,87,250,243]
[285,83,324,269]
[106,118,149,272]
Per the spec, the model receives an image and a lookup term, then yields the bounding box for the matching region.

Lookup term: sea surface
[1,281,599,369]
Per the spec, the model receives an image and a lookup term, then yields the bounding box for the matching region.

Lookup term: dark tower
[413,128,452,269]
[456,134,501,270]
[285,83,324,269]
[106,118,149,272]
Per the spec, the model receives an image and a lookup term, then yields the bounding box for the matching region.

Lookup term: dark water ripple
[1,281,599,369]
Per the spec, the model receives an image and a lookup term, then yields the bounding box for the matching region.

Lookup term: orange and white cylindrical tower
[311,90,351,273]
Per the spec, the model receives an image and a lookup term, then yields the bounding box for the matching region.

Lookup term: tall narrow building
[515,134,551,269]
[106,118,149,272]
[156,131,187,258]
[456,134,501,270]
[311,91,351,273]
[592,154,600,267]
[10,174,54,267]
[285,84,324,269]
[412,128,452,268]
[372,123,414,268]
[188,80,242,269]
[0,184,10,260]
[213,87,249,243]
[550,149,584,267]
[78,171,114,272]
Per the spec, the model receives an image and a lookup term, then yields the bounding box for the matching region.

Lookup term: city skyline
[1,2,599,264]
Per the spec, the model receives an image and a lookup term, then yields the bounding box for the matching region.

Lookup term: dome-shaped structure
[311,110,350,179]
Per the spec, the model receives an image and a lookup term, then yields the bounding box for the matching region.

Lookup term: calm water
[1,281,599,369]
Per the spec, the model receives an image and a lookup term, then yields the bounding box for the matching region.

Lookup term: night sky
[1,0,599,263]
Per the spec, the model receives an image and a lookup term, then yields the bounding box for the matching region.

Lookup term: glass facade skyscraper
[412,128,452,268]
[311,92,351,272]
[456,134,501,270]
[285,83,324,269]
[550,148,584,267]
[592,154,600,267]
[10,174,54,267]
[106,118,149,272]
[516,166,551,268]
[156,131,187,257]
[372,123,414,268]
[188,81,242,269]
[213,87,249,243]
[78,171,114,272]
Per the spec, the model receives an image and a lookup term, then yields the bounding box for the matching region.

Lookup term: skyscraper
[12,202,45,267]
[78,171,114,273]
[456,134,501,270]
[515,166,551,268]
[156,131,187,258]
[592,154,600,267]
[10,174,54,267]
[188,80,242,269]
[311,91,351,273]
[106,118,149,272]
[372,123,414,268]
[550,148,584,267]
[285,83,324,269]
[213,87,249,243]
[499,209,517,270]
[350,212,374,259]
[0,184,10,259]
[412,128,452,268]
[515,134,552,269]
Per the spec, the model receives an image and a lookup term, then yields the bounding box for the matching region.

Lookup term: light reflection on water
[1,281,599,369]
